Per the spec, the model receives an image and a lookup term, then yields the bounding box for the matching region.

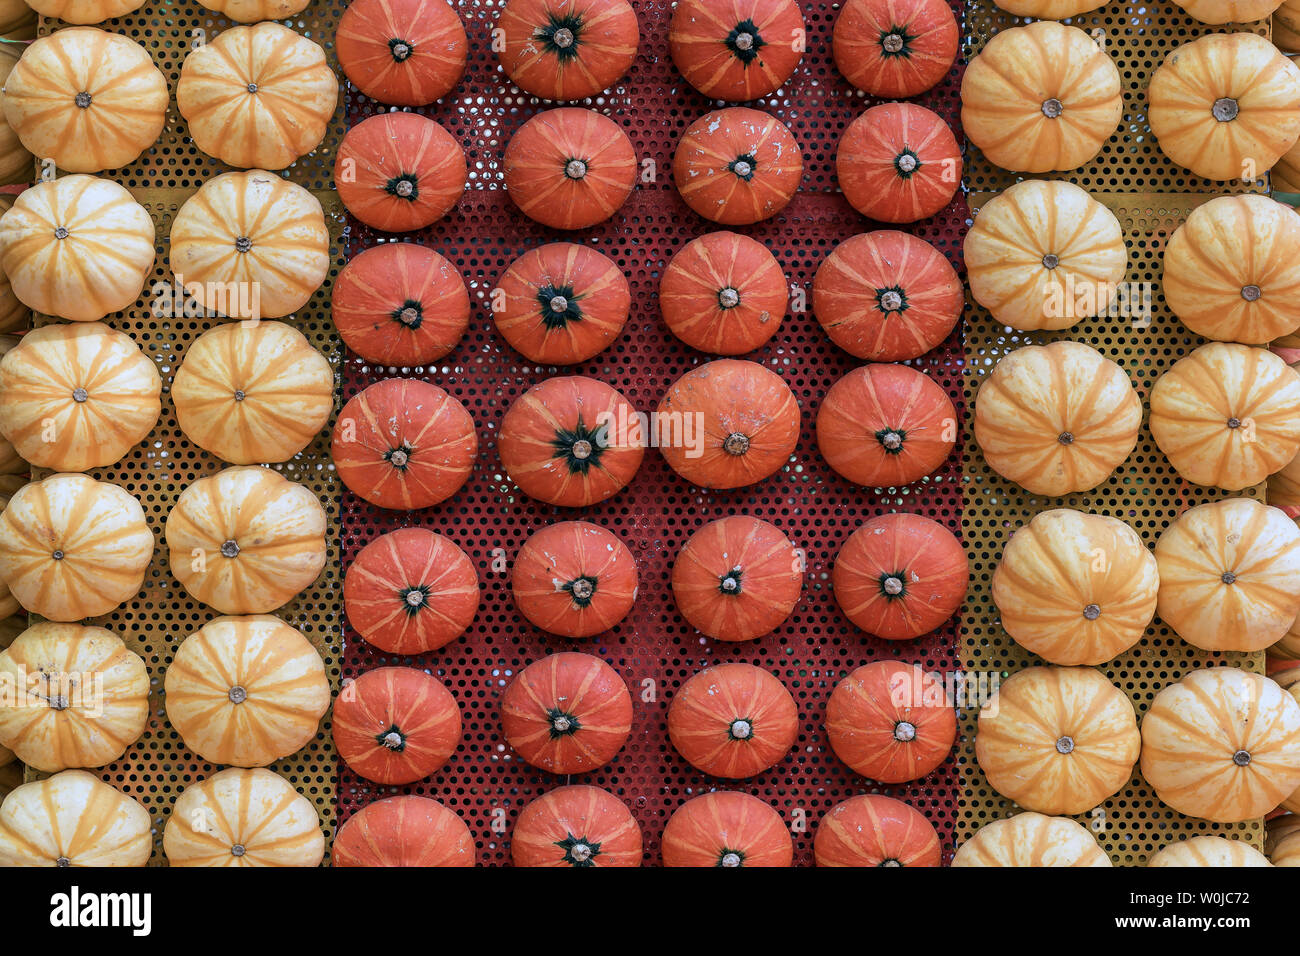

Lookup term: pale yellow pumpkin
[1175,0,1284,22]
[0,42,33,187]
[0,481,20,621]
[196,0,311,21]
[24,0,149,23]
[164,615,329,767]
[0,770,151,867]
[1278,0,1300,54]
[0,622,148,772]
[992,0,1107,16]
[1267,814,1300,865]
[0,0,35,36]
[952,812,1110,867]
[1148,836,1271,867]
[1276,137,1300,192]
[163,767,324,867]
[0,198,30,333]
[172,321,332,465]
[0,335,23,476]
[1273,668,1300,812]
[1271,619,1300,661]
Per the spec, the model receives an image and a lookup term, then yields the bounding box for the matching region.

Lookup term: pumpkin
[511,785,642,867]
[813,795,941,868]
[1280,0,1300,54]
[0,622,148,773]
[1148,836,1271,867]
[0,199,28,333]
[1277,668,1300,811]
[499,375,644,506]
[965,179,1128,332]
[0,322,161,472]
[0,0,33,36]
[493,243,630,364]
[344,528,479,655]
[512,521,637,637]
[993,510,1157,666]
[674,108,802,226]
[1175,0,1284,22]
[831,513,967,641]
[197,0,312,21]
[23,0,146,21]
[671,516,802,642]
[501,651,632,773]
[1276,137,1300,193]
[333,243,469,367]
[172,321,332,465]
[0,483,17,621]
[668,663,797,779]
[974,342,1141,496]
[987,0,1110,13]
[0,174,155,323]
[1154,499,1300,653]
[1272,622,1300,663]
[0,474,151,622]
[164,615,330,768]
[3,28,166,175]
[661,791,792,868]
[332,666,462,785]
[1268,814,1300,865]
[165,465,327,615]
[333,796,475,867]
[962,22,1122,174]
[837,103,960,224]
[333,378,478,510]
[668,0,804,101]
[1151,343,1300,490]
[657,359,799,489]
[1141,667,1300,822]
[952,813,1110,867]
[816,363,956,489]
[503,108,636,230]
[170,170,331,320]
[832,0,957,99]
[826,660,956,782]
[812,231,961,362]
[496,0,639,101]
[0,50,29,191]
[337,0,468,106]
[178,23,336,171]
[660,232,787,356]
[164,768,324,867]
[0,771,150,867]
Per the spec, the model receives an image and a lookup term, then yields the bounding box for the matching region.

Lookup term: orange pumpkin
[1148,836,1272,867]
[492,243,630,365]
[333,796,475,867]
[1277,668,1300,812]
[814,795,941,868]
[0,201,28,332]
[661,791,792,868]
[671,516,802,642]
[496,0,639,101]
[668,663,798,779]
[837,103,961,224]
[668,0,804,101]
[833,0,956,98]
[657,359,800,489]
[333,666,462,785]
[826,660,956,783]
[25,0,147,24]
[953,813,1110,867]
[512,521,637,637]
[198,0,312,21]
[1177,0,1284,18]
[333,378,478,510]
[500,652,632,773]
[337,0,468,107]
[511,785,642,867]
[816,363,956,488]
[674,108,802,226]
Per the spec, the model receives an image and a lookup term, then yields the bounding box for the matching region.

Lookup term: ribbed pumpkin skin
[1141,668,1300,822]
[817,363,956,488]
[500,375,644,507]
[337,113,467,232]
[0,623,148,773]
[814,795,941,867]
[197,0,311,21]
[512,521,637,637]
[1155,499,1300,653]
[164,615,330,768]
[333,667,462,785]
[826,660,956,783]
[0,0,34,35]
[1149,836,1271,867]
[0,484,17,621]
[975,341,1141,496]
[344,528,479,655]
[501,652,633,773]
[658,360,800,489]
[165,466,327,615]
[337,0,468,106]
[953,812,1111,867]
[497,0,638,100]
[173,321,332,465]
[1150,343,1300,490]
[333,796,475,867]
[494,243,630,364]
[1279,0,1300,53]
[0,771,151,867]
[24,0,146,21]
[988,0,1111,13]
[0,323,161,472]
[504,108,637,230]
[668,663,797,779]
[661,791,792,868]
[1177,1,1285,24]
[0,175,155,323]
[837,103,960,223]
[1268,813,1300,865]
[832,513,967,640]
[674,108,802,226]
[512,785,642,867]
[1277,668,1300,811]
[164,768,324,867]
[0,475,152,622]
[993,510,1157,666]
[0,200,28,333]
[4,28,166,174]
[0,47,29,188]
[833,0,956,98]
[672,516,802,642]
[332,378,478,510]
[669,0,804,101]
[170,170,331,320]
[1276,137,1300,193]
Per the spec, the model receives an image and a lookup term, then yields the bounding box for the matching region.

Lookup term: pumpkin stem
[72,387,88,403]
[565,159,589,180]
[878,858,903,867]
[234,236,252,253]
[723,432,750,455]
[546,707,581,738]
[1055,735,1075,755]
[1212,97,1239,122]
[1057,431,1074,445]
[552,27,575,48]
[1083,603,1101,620]
[1226,417,1242,430]
[555,833,602,866]
[718,287,741,309]
[48,694,69,711]
[877,288,906,313]
[401,586,429,613]
[55,856,71,867]
[565,574,598,607]
[378,728,406,751]
[551,420,607,474]
[893,720,916,742]
[393,299,424,329]
[729,718,754,740]
[388,37,414,62]
[1221,570,1237,585]
[53,226,69,240]
[51,549,64,560]
[540,14,584,61]
[1041,253,1060,270]
[881,574,905,597]
[719,568,743,595]
[233,389,246,401]
[725,20,765,64]
[1040,97,1064,119]
[537,283,581,329]
[230,844,246,857]
[386,174,419,201]
[1233,749,1252,766]
[228,685,248,704]
[728,153,759,181]
[1241,284,1261,302]
[876,429,905,453]
[893,149,921,178]
[718,849,745,867]
[571,439,593,460]
[220,539,240,559]
[880,29,910,55]
[386,447,410,469]
[74,91,92,109]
